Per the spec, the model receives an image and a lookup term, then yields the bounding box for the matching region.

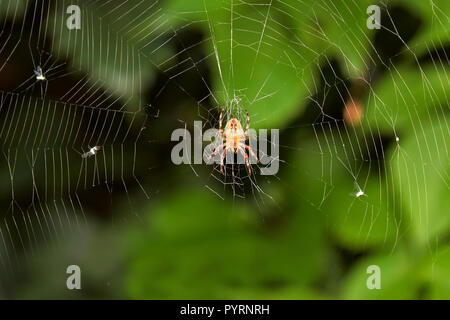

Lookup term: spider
[209,109,258,175]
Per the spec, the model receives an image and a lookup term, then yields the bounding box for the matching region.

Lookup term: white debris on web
[34,66,46,81]
[81,146,101,159]
[352,181,367,198]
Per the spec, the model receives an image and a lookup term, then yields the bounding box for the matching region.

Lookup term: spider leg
[237,146,252,175]
[209,143,225,158]
[244,110,249,136]
[210,143,227,175]
[220,148,227,175]
[244,144,258,162]
[219,108,226,137]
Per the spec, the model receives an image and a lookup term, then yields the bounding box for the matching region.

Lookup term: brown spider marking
[209,109,258,175]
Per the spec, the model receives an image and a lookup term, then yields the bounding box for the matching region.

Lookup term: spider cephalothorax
[210,109,258,175]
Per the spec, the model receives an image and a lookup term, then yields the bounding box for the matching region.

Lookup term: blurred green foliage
[0,0,448,300]
[126,190,326,299]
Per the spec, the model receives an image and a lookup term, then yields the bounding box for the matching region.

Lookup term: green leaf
[10,222,128,299]
[49,1,173,111]
[363,63,450,133]
[0,0,26,18]
[312,0,373,77]
[165,0,316,129]
[342,250,420,299]
[389,115,450,245]
[286,0,374,77]
[393,0,450,57]
[424,246,450,299]
[126,189,327,299]
[286,128,398,251]
[326,176,398,251]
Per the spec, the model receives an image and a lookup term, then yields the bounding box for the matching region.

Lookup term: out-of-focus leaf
[286,128,398,251]
[389,115,450,245]
[363,64,449,133]
[0,0,26,18]
[165,0,375,128]
[393,0,450,56]
[424,246,450,299]
[325,176,399,251]
[292,0,373,78]
[165,0,316,129]
[342,250,420,299]
[126,189,326,299]
[49,0,173,111]
[7,212,128,299]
